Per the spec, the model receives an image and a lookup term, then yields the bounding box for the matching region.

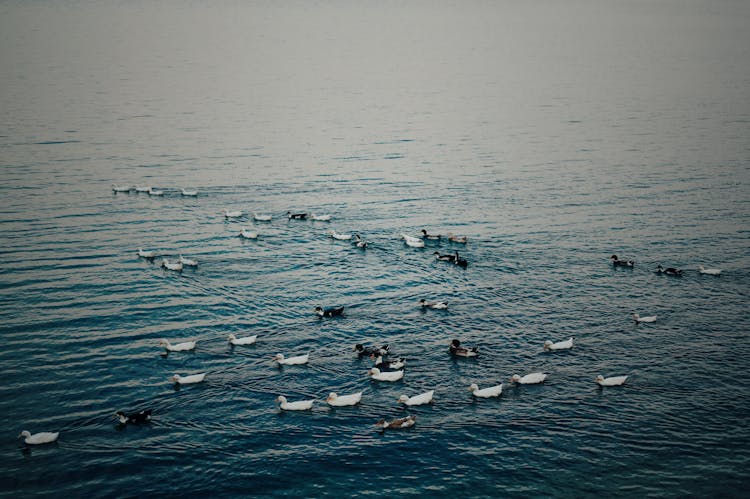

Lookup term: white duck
[543,337,573,351]
[510,372,547,385]
[595,375,628,386]
[223,209,244,218]
[276,395,314,411]
[178,255,198,266]
[253,213,272,222]
[401,233,425,248]
[228,333,257,346]
[632,313,657,323]
[171,372,206,385]
[397,390,434,406]
[329,230,352,241]
[311,214,332,221]
[112,184,131,192]
[698,265,722,276]
[161,259,183,271]
[180,188,198,196]
[138,248,156,259]
[18,430,59,445]
[147,187,164,196]
[134,185,151,193]
[419,299,448,309]
[368,367,404,382]
[273,353,309,365]
[468,383,503,398]
[326,391,362,407]
[239,228,258,239]
[159,339,196,352]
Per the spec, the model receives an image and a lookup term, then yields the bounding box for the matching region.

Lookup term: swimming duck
[328,230,352,241]
[433,251,456,262]
[315,306,344,318]
[239,228,258,239]
[354,344,389,357]
[159,339,196,352]
[353,234,368,248]
[147,187,164,196]
[253,213,272,222]
[543,337,574,351]
[326,391,362,407]
[419,299,448,310]
[311,214,331,221]
[276,395,314,411]
[273,353,309,365]
[134,185,151,193]
[698,265,722,275]
[371,354,405,370]
[454,251,468,268]
[180,188,198,196]
[595,375,628,387]
[223,209,244,218]
[509,372,547,384]
[287,211,307,220]
[656,265,682,276]
[228,333,257,346]
[397,390,434,406]
[632,313,657,323]
[170,372,206,385]
[368,367,404,382]
[112,184,131,192]
[610,255,635,267]
[447,233,468,244]
[137,248,156,259]
[421,229,441,240]
[161,259,183,271]
[115,409,152,425]
[450,339,478,357]
[18,430,59,445]
[468,383,503,398]
[375,415,416,430]
[401,234,425,248]
[178,255,198,266]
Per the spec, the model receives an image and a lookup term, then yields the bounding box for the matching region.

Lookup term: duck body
[375,415,416,430]
[469,383,503,398]
[421,229,441,240]
[453,251,468,268]
[326,391,362,407]
[510,372,547,384]
[116,409,152,425]
[134,185,151,193]
[329,230,352,241]
[433,251,456,262]
[656,265,682,276]
[698,265,721,275]
[595,375,628,387]
[178,255,198,266]
[371,355,405,370]
[355,344,389,357]
[161,259,183,271]
[420,299,448,310]
[311,214,331,221]
[277,396,314,411]
[368,367,404,382]
[171,372,206,385]
[315,306,344,318]
[138,248,156,259]
[228,333,257,346]
[544,337,574,351]
[274,353,309,365]
[239,228,258,239]
[253,213,272,221]
[223,209,244,218]
[19,430,59,445]
[147,188,163,196]
[397,390,434,406]
[450,339,478,357]
[159,339,196,352]
[632,313,657,323]
[353,234,368,248]
[401,234,425,248]
[112,184,131,192]
[180,188,198,196]
[287,211,308,220]
[447,233,468,244]
[610,255,635,267]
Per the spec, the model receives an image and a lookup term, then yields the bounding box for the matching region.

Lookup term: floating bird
[401,234,425,248]
[18,430,59,445]
[161,259,183,271]
[632,313,657,323]
[468,383,503,398]
[115,409,152,425]
[287,212,307,220]
[450,339,478,357]
[253,213,272,222]
[610,255,635,267]
[371,354,405,370]
[354,344,389,357]
[543,337,574,351]
[454,251,468,268]
[178,255,198,266]
[375,415,416,430]
[180,188,198,196]
[159,339,196,352]
[137,248,156,259]
[328,230,352,241]
[447,233,468,244]
[326,392,362,407]
[656,265,682,276]
[353,234,368,248]
[433,251,456,262]
[311,214,331,221]
[419,299,448,310]
[171,372,206,385]
[421,229,441,240]
[147,187,163,196]
[510,372,547,384]
[315,306,344,318]
[239,228,258,239]
[276,395,314,411]
[228,333,257,346]
[368,367,404,382]
[595,375,628,387]
[397,390,434,406]
[112,184,131,192]
[134,185,151,193]
[698,265,721,276]
[273,353,309,365]
[223,209,244,218]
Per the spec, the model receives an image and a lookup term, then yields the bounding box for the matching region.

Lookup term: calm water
[1,0,749,496]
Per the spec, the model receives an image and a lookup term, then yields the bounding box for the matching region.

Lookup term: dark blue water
[1,0,749,496]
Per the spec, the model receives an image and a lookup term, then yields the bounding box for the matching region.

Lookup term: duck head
[468,383,479,392]
[543,340,553,350]
[314,307,324,317]
[326,393,337,403]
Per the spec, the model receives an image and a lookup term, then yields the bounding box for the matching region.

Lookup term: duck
[239,228,258,239]
[468,383,503,398]
[223,209,244,218]
[698,265,722,276]
[368,367,404,382]
[632,313,657,323]
[253,213,272,222]
[543,337,574,351]
[353,234,368,248]
[375,415,416,430]
[276,395,314,411]
[178,255,198,266]
[450,339,478,357]
[419,299,448,310]
[112,184,131,192]
[371,354,405,370]
[610,255,635,267]
[311,214,331,221]
[287,211,307,220]
[170,372,206,385]
[115,409,152,425]
[509,372,548,385]
[656,265,682,276]
[421,229,441,240]
[397,390,434,406]
[454,251,468,268]
[273,353,309,365]
[147,187,164,196]
[137,248,156,259]
[354,344,389,357]
[401,233,425,248]
[228,333,257,346]
[18,430,59,445]
[447,233,468,244]
[161,259,183,271]
[180,188,198,196]
[315,306,344,318]
[159,339,196,352]
[595,375,628,387]
[328,230,352,241]
[433,251,456,262]
[326,392,362,407]
[134,185,151,193]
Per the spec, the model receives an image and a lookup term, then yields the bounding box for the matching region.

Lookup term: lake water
[1,0,749,496]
